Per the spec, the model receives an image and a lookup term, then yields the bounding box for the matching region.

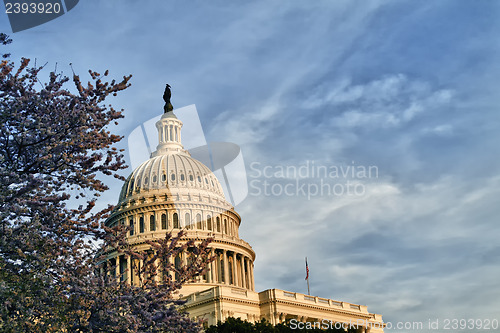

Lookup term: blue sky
[2,1,500,330]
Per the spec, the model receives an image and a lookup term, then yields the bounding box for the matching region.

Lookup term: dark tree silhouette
[206,317,358,333]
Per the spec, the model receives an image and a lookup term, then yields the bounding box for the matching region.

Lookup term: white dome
[118,153,225,203]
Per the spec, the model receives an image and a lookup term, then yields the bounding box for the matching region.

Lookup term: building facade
[103,110,385,332]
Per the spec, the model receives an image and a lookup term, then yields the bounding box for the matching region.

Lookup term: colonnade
[157,119,181,144]
[102,247,255,291]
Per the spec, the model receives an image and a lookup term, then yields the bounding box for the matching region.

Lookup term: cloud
[243,171,500,324]
[304,74,455,129]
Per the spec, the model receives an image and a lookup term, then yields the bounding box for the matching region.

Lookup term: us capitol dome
[100,101,385,331]
[104,110,256,296]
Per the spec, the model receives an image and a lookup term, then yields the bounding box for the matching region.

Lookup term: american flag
[305,257,309,280]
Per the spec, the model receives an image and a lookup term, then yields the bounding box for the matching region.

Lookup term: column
[126,255,131,285]
[168,253,174,282]
[245,259,251,290]
[250,262,255,290]
[114,257,119,282]
[139,257,144,285]
[208,249,215,283]
[232,252,238,287]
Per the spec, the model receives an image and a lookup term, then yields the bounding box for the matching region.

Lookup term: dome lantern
[151,112,185,157]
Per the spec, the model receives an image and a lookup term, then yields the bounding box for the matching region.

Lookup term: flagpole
[305,257,310,295]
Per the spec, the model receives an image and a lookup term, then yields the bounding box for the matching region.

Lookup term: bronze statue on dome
[163,84,174,113]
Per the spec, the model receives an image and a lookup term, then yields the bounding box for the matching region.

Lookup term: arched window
[189,174,194,181]
[171,173,176,181]
[129,217,134,236]
[196,214,202,229]
[180,174,185,181]
[224,219,228,234]
[150,215,155,231]
[217,217,221,232]
[173,213,179,228]
[162,173,166,182]
[185,213,191,229]
[139,216,144,233]
[207,216,212,230]
[152,174,157,183]
[161,213,167,229]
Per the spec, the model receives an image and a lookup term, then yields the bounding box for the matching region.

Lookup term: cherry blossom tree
[0,33,211,332]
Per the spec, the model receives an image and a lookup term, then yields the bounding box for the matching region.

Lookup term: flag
[305,257,309,280]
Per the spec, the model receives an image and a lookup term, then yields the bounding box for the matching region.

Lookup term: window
[120,257,127,282]
[185,213,191,229]
[144,177,148,185]
[228,257,233,285]
[162,173,166,182]
[129,217,134,236]
[207,216,212,230]
[150,215,155,231]
[220,258,225,283]
[189,174,194,181]
[171,173,175,181]
[161,213,167,229]
[217,217,221,232]
[224,219,228,234]
[152,174,157,183]
[173,213,179,228]
[196,214,202,229]
[139,216,144,233]
[180,174,185,181]
[197,175,201,182]
[174,254,181,281]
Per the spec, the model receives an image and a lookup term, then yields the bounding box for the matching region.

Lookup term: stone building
[103,110,385,332]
